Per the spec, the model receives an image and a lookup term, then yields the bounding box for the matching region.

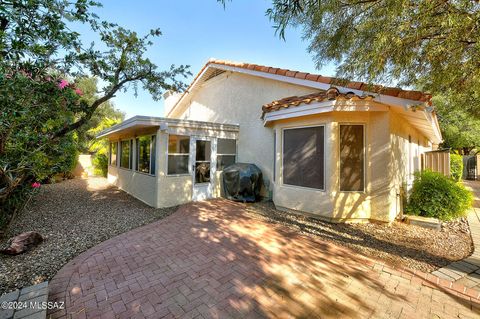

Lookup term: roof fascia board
[263,100,388,124]
[97,116,240,138]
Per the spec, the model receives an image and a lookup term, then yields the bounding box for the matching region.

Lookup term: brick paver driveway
[49,200,480,319]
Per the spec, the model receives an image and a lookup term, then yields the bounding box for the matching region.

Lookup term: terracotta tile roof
[207,59,431,102]
[262,87,376,114]
[168,58,432,116]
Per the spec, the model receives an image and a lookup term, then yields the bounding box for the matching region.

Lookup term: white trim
[263,100,389,124]
[281,124,326,192]
[97,115,239,139]
[338,123,367,193]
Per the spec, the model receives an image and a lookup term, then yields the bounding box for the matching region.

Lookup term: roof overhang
[168,63,430,118]
[263,100,442,144]
[97,115,239,139]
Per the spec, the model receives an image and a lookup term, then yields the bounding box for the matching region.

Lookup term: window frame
[166,134,191,177]
[119,139,132,170]
[109,141,118,167]
[338,123,366,193]
[135,135,156,176]
[216,138,237,171]
[281,124,326,191]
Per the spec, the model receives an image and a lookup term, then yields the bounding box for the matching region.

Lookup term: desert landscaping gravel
[0,177,177,295]
[246,202,473,273]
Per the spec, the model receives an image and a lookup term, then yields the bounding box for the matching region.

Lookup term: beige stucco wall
[272,111,392,222]
[388,110,432,220]
[107,165,157,207]
[155,126,238,207]
[272,114,334,218]
[170,72,319,195]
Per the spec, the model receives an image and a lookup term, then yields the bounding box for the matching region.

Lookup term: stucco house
[97,59,442,222]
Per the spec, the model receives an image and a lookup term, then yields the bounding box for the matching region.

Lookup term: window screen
[120,140,131,169]
[339,125,365,191]
[168,135,190,175]
[217,139,236,170]
[283,126,324,189]
[136,136,152,174]
[110,142,117,166]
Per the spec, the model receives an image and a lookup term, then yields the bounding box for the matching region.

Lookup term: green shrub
[406,170,472,221]
[93,154,108,177]
[450,153,463,181]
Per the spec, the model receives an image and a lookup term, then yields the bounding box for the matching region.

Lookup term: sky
[76,0,337,119]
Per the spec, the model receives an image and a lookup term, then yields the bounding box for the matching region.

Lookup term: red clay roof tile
[262,88,376,115]
[167,58,431,116]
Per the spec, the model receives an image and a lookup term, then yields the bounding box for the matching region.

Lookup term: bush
[93,154,108,177]
[406,170,472,221]
[450,153,463,181]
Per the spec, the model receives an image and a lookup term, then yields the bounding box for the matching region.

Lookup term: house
[97,59,442,222]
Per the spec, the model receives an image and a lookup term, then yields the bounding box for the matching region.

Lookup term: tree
[220,0,480,116]
[74,77,125,153]
[433,94,480,154]
[0,0,190,225]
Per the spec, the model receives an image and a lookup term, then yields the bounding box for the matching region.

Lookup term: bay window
[283,126,325,190]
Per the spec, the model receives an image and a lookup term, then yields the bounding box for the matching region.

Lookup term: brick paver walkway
[433,181,480,289]
[48,200,480,319]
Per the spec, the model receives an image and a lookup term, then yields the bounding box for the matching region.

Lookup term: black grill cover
[222,163,263,202]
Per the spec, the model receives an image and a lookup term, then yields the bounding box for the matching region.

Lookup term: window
[273,131,276,182]
[195,140,211,183]
[110,142,117,166]
[136,135,155,174]
[217,138,236,170]
[283,126,325,190]
[167,135,190,175]
[339,125,365,191]
[120,140,131,169]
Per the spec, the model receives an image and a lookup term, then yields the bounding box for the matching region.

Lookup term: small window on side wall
[339,125,365,192]
[120,140,131,169]
[167,135,190,175]
[217,138,236,170]
[136,135,155,175]
[110,142,117,166]
[283,126,325,190]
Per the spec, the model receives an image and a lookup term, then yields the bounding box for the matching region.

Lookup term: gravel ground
[246,202,473,273]
[0,177,177,296]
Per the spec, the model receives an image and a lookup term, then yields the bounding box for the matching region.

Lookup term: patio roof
[96,115,239,139]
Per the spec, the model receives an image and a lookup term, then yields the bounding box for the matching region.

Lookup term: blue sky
[79,0,337,118]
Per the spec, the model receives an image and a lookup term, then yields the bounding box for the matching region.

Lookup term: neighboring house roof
[262,87,375,114]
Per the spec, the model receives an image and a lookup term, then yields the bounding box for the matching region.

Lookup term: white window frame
[216,138,237,171]
[166,134,191,177]
[281,124,326,191]
[338,123,366,193]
